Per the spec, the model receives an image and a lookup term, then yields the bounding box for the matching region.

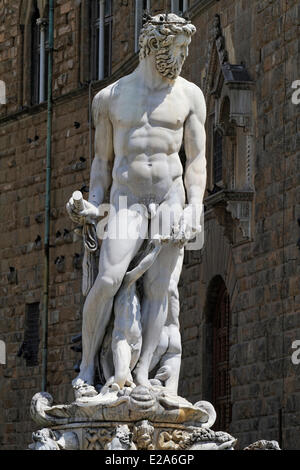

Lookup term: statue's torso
[107,74,191,205]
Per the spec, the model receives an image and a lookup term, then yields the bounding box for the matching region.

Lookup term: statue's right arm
[89,87,114,210]
[66,87,114,223]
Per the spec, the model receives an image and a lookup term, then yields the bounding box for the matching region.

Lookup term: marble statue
[66,12,206,399]
[29,12,228,451]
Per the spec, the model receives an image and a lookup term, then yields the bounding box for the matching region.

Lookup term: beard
[155,47,183,80]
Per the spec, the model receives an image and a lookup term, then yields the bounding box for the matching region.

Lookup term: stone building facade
[0,0,299,450]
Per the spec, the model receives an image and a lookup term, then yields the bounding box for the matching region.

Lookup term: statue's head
[139,13,196,80]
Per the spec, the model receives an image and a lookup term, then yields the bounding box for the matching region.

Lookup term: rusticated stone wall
[178,0,300,450]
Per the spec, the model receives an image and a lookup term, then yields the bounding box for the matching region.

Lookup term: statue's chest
[111,88,188,131]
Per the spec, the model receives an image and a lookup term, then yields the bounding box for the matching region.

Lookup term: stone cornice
[204,189,254,208]
[0,53,139,127]
[0,1,220,127]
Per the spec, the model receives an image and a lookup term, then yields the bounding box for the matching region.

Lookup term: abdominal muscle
[111,152,184,207]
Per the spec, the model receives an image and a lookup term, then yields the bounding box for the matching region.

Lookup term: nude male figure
[67,13,207,395]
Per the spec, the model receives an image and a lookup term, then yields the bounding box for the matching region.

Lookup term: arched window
[91,0,113,80]
[20,0,49,106]
[203,276,232,432]
[212,281,231,432]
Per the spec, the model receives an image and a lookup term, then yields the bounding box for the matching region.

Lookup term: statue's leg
[149,327,169,373]
[156,247,184,394]
[75,207,148,388]
[134,242,182,388]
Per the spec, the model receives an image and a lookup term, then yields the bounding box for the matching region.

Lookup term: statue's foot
[72,377,98,398]
[101,374,136,394]
[99,376,119,396]
[150,378,162,387]
[133,368,153,389]
[154,365,171,382]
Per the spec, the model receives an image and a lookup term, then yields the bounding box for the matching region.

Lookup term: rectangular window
[171,0,189,13]
[135,0,143,52]
[43,23,49,101]
[31,12,40,105]
[91,0,113,80]
[104,6,113,78]
[31,14,49,105]
[135,1,151,52]
[143,0,151,10]
[24,303,40,367]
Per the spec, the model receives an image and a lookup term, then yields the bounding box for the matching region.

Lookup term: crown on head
[142,12,191,26]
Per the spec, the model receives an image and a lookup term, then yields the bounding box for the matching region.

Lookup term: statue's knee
[99,273,122,297]
[145,279,169,300]
[168,280,179,299]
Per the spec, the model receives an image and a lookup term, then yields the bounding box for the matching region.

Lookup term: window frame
[90,0,113,81]
[30,7,40,105]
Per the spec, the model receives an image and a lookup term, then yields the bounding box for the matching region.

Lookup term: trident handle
[72,190,84,212]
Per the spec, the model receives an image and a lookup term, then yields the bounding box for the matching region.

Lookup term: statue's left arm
[176,84,207,241]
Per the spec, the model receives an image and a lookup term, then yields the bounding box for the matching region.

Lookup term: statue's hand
[66,197,100,225]
[172,205,202,247]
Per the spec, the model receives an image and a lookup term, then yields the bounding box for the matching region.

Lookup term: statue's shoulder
[92,82,114,109]
[178,76,205,101]
[109,72,137,96]
[178,77,206,121]
[92,73,136,123]
[92,80,119,124]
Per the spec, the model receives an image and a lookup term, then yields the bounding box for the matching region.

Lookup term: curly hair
[139,13,196,62]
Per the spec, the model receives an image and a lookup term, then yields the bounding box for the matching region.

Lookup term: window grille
[212,284,231,432]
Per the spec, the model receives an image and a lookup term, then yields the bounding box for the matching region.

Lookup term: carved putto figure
[106,425,137,451]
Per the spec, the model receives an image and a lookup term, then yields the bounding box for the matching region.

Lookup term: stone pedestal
[28,386,237,450]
